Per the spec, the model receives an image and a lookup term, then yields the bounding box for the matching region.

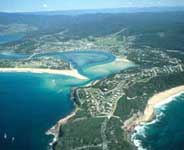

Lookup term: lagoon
[0,33,24,44]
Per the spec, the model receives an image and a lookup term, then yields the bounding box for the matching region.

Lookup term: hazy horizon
[1,0,184,13]
[1,6,184,14]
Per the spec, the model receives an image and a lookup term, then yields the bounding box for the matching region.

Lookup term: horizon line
[1,5,184,13]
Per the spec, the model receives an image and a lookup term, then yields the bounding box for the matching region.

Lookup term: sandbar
[0,68,88,80]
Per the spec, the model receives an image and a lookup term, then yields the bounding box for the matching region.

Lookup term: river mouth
[0,50,134,150]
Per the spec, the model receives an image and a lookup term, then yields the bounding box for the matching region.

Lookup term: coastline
[45,56,133,149]
[45,80,97,148]
[116,56,131,63]
[124,86,184,131]
[46,108,78,146]
[123,85,184,149]
[0,67,88,80]
[45,57,130,149]
[140,85,184,122]
[0,67,88,149]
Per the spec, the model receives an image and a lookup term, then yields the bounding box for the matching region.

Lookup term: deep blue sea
[0,73,88,150]
[0,50,134,150]
[132,93,184,150]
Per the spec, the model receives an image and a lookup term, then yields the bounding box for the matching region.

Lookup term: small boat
[12,137,15,142]
[4,133,7,139]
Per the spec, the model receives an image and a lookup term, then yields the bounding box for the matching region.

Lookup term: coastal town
[0,56,70,70]
[1,27,184,150]
[53,38,184,150]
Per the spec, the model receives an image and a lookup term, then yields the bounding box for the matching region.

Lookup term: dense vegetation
[1,11,184,51]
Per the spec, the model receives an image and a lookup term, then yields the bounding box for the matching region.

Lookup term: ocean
[132,93,184,150]
[0,73,88,150]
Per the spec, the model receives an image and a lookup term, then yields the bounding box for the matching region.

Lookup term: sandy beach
[123,85,184,132]
[116,56,131,62]
[0,68,88,80]
[141,85,184,122]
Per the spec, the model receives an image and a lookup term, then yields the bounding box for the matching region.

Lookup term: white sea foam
[155,92,184,108]
[131,122,149,150]
[131,129,147,150]
[132,92,184,150]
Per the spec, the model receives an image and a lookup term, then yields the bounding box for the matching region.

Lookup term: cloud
[43,4,48,8]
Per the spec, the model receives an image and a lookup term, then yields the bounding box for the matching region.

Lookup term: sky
[0,0,184,12]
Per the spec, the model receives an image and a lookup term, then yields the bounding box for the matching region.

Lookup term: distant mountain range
[1,7,184,16]
[19,6,184,16]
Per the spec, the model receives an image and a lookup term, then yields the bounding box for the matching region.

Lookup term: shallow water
[132,93,184,150]
[32,50,116,68]
[82,59,135,79]
[0,53,29,59]
[32,50,134,79]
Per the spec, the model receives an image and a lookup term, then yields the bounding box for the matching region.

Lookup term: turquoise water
[0,50,134,150]
[0,50,131,79]
[32,50,116,68]
[82,59,135,79]
[32,50,135,79]
[0,33,24,44]
[0,53,29,59]
[132,93,184,150]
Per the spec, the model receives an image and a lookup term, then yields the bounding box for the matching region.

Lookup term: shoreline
[46,108,78,147]
[123,85,184,149]
[124,86,184,131]
[0,67,88,149]
[141,85,184,122]
[0,67,88,80]
[116,56,131,63]
[45,56,133,149]
[45,56,130,149]
[45,80,97,148]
